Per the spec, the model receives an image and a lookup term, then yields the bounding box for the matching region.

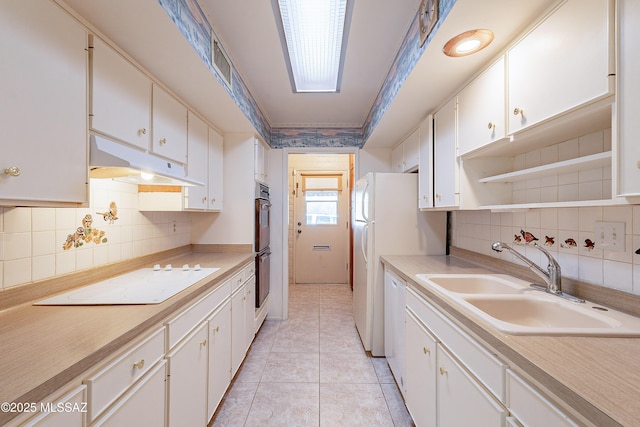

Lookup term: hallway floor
[210,283,414,426]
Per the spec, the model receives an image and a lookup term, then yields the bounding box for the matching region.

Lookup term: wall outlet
[594,221,626,251]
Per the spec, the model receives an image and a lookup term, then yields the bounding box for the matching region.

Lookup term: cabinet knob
[487,122,495,130]
[513,107,524,117]
[199,339,207,346]
[159,138,167,145]
[202,197,207,203]
[423,347,431,355]
[211,198,216,203]
[138,128,147,135]
[4,166,20,176]
[133,359,145,370]
[439,367,448,376]
[213,326,220,333]
[637,160,640,169]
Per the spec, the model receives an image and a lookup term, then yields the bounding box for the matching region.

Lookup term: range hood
[89,134,203,186]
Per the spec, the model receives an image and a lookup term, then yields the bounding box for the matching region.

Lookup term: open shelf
[479,198,633,211]
[478,151,611,184]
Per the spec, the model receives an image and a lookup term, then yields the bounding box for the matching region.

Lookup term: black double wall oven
[255,183,271,308]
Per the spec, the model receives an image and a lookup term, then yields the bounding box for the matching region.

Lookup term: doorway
[289,154,353,285]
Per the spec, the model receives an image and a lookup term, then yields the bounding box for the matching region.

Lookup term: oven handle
[259,251,272,260]
[261,203,272,210]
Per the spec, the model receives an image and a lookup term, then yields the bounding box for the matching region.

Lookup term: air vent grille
[212,36,232,89]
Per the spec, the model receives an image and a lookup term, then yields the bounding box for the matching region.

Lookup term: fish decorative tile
[520,229,539,244]
[561,238,578,249]
[513,234,523,244]
[584,239,596,250]
[544,236,555,246]
[636,248,640,255]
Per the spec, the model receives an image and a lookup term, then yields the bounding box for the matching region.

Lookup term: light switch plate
[594,221,626,251]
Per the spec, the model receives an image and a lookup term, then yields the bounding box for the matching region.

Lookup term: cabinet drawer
[85,327,165,423]
[243,262,255,281]
[166,279,231,349]
[406,287,507,402]
[230,269,245,293]
[92,360,166,427]
[506,370,578,427]
[22,385,86,427]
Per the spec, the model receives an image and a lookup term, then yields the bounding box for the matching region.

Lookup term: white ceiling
[60,0,557,149]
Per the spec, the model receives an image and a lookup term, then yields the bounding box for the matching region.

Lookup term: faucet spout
[491,241,583,303]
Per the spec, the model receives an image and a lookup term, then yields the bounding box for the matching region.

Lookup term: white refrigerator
[353,173,446,356]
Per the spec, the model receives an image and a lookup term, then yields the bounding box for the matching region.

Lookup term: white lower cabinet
[384,268,406,396]
[231,278,248,376]
[207,299,232,420]
[93,361,166,427]
[404,309,437,427]
[167,322,209,427]
[437,344,506,426]
[21,386,86,427]
[403,286,579,427]
[506,370,579,427]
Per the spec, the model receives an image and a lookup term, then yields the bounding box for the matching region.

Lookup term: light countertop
[381,254,640,427]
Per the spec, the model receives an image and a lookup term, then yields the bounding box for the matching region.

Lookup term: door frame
[278,147,360,321]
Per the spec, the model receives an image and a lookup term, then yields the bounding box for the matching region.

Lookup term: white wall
[358,148,392,179]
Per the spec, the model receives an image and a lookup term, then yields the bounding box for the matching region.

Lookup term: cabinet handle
[213,326,220,333]
[487,122,495,130]
[4,166,20,176]
[200,339,207,346]
[138,128,147,135]
[636,160,640,169]
[423,347,430,355]
[133,359,145,370]
[439,367,448,376]
[202,197,207,203]
[159,138,167,145]
[513,107,524,117]
[211,198,216,203]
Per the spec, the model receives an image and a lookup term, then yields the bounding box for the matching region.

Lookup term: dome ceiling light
[443,29,494,57]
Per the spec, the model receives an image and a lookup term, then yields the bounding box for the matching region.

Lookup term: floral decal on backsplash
[61,202,118,250]
[513,229,597,251]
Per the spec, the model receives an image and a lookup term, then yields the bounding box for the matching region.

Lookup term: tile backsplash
[451,206,640,295]
[0,179,191,290]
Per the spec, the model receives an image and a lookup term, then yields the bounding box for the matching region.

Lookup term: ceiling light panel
[278,0,347,92]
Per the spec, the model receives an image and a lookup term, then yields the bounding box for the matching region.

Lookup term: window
[301,173,343,225]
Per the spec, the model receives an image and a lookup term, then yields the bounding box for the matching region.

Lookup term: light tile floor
[211,283,414,426]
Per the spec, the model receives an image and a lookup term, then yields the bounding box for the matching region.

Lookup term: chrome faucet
[491,241,584,302]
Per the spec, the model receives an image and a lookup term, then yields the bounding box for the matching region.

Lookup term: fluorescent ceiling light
[277,0,348,92]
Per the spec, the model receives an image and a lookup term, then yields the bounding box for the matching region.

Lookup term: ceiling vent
[211,33,232,89]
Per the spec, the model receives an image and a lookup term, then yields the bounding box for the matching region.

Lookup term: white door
[294,171,349,284]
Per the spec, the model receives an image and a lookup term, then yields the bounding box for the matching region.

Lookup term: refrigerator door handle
[361,223,369,264]
[361,180,370,222]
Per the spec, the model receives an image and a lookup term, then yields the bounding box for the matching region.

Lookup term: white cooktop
[34,267,219,305]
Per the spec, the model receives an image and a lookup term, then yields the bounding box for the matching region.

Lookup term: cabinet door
[152,84,188,163]
[418,116,434,209]
[93,361,166,427]
[185,112,209,210]
[254,138,269,183]
[617,0,640,196]
[404,309,437,427]
[507,0,611,134]
[92,37,151,150]
[0,0,87,205]
[437,344,506,427]
[23,386,86,427]
[207,300,232,420]
[434,96,459,208]
[244,276,256,351]
[208,128,224,210]
[167,322,208,427]
[403,130,420,172]
[458,57,506,156]
[231,281,247,376]
[384,268,406,394]
[391,144,404,173]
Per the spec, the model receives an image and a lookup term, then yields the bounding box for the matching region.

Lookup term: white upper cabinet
[457,57,506,156]
[185,112,209,210]
[0,0,88,206]
[392,130,420,173]
[152,84,188,163]
[254,138,269,184]
[207,128,224,211]
[434,96,459,209]
[91,37,151,150]
[616,0,640,197]
[507,0,613,135]
[418,115,434,209]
